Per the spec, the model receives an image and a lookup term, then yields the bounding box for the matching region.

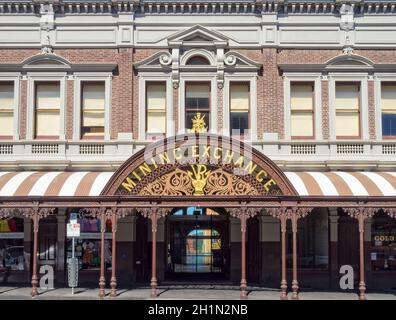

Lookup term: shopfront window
[287,209,329,269]
[0,217,24,272]
[66,214,112,271]
[370,212,396,271]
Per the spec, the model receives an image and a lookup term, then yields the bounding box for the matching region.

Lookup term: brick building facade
[0,0,396,300]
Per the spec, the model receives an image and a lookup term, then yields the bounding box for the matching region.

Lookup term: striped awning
[0,170,395,198]
[284,172,396,197]
[0,172,114,197]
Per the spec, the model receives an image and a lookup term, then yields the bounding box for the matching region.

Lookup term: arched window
[186,56,210,66]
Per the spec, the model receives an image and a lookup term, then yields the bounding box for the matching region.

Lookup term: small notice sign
[67,223,80,237]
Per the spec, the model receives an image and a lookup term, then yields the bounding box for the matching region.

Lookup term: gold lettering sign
[119,145,279,196]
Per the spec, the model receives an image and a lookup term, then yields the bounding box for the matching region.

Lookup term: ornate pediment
[325,52,374,71]
[22,53,71,70]
[224,51,262,71]
[168,25,228,47]
[134,51,172,71]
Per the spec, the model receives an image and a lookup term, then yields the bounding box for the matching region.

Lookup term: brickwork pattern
[0,47,394,142]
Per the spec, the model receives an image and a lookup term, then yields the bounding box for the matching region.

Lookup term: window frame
[34,81,62,140]
[80,81,106,140]
[73,73,112,141]
[145,81,167,137]
[27,74,66,141]
[0,78,18,140]
[290,81,315,140]
[380,81,396,140]
[283,73,322,141]
[184,81,211,132]
[335,81,362,140]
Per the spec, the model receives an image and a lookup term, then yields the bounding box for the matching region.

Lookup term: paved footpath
[0,286,395,300]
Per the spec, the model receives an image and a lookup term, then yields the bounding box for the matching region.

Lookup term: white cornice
[1,1,396,16]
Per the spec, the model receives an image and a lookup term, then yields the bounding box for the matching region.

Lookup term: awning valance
[284,172,396,197]
[0,172,114,197]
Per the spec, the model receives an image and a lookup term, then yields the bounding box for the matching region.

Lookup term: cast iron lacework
[117,162,282,196]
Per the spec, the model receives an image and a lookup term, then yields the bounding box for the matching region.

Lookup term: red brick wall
[2,47,395,142]
[66,80,74,140]
[19,79,27,140]
[321,79,329,140]
[368,79,376,140]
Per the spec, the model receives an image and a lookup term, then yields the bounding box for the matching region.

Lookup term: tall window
[0,82,14,138]
[185,82,210,132]
[381,83,396,138]
[230,83,249,136]
[290,83,314,139]
[35,82,60,139]
[335,83,360,138]
[146,82,166,137]
[81,82,105,139]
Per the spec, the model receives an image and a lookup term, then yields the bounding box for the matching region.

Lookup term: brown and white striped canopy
[0,171,395,197]
[0,172,114,197]
[284,171,396,196]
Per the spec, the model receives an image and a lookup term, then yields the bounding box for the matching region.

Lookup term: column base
[280,280,288,300]
[151,277,158,298]
[98,276,106,298]
[31,276,38,297]
[291,280,299,300]
[110,277,117,297]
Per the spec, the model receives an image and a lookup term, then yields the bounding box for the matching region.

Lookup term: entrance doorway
[166,207,229,280]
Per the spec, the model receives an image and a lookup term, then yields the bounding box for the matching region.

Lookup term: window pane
[147,83,166,111]
[230,83,249,111]
[381,84,396,112]
[35,83,60,136]
[335,84,359,110]
[382,113,396,136]
[82,82,105,137]
[291,112,313,137]
[0,111,13,135]
[336,112,359,136]
[230,112,248,135]
[36,83,60,110]
[186,111,210,131]
[186,56,210,65]
[0,82,14,110]
[291,83,313,111]
[83,111,105,127]
[36,111,60,136]
[82,83,105,110]
[147,112,166,133]
[186,83,210,110]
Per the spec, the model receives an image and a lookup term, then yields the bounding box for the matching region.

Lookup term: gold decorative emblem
[190,112,207,133]
[187,164,212,196]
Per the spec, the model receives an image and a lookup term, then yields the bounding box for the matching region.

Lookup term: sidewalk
[0,286,395,300]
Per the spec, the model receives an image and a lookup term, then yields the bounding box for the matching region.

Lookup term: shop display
[370,214,396,271]
[66,238,111,270]
[0,218,25,272]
